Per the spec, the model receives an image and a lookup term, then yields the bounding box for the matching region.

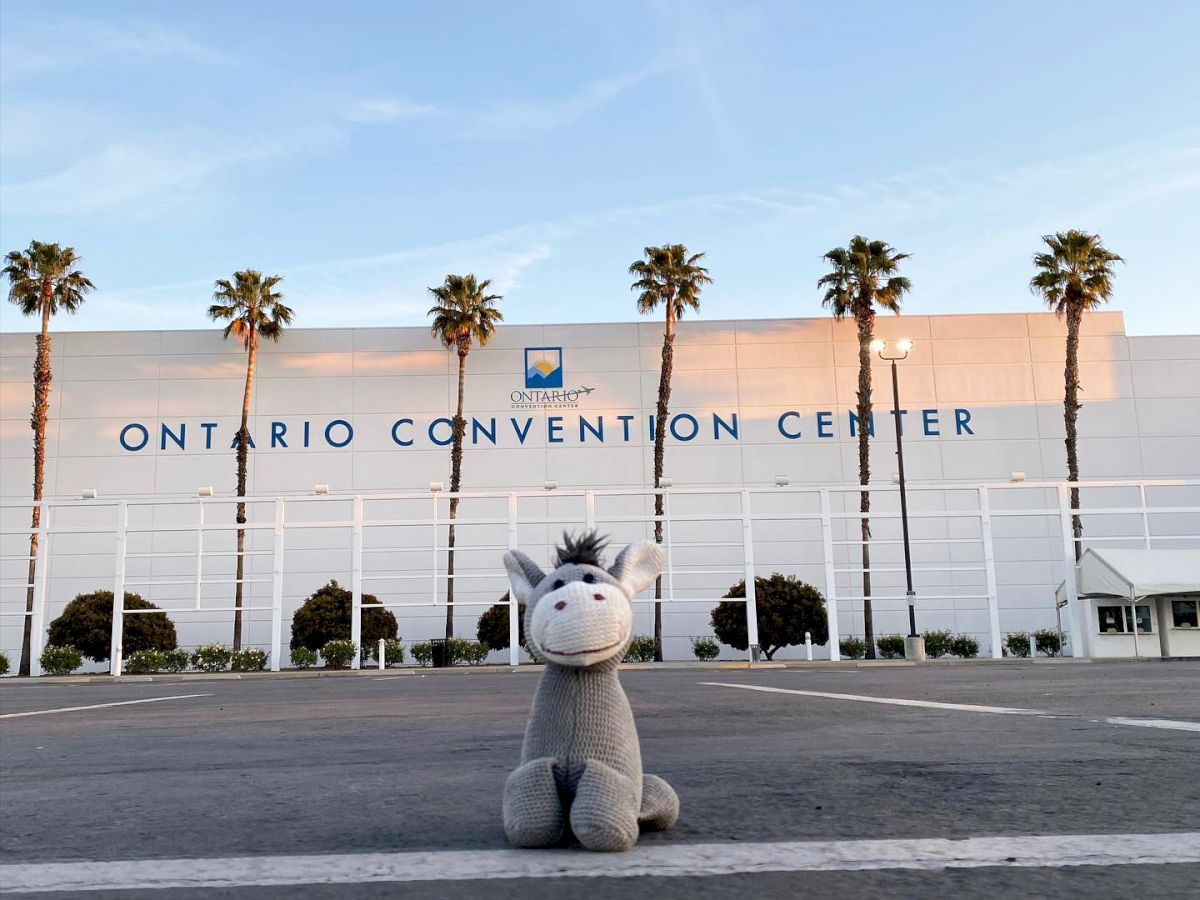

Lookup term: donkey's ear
[504,550,545,604]
[608,542,665,597]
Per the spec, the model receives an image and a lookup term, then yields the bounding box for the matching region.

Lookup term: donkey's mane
[553,530,609,568]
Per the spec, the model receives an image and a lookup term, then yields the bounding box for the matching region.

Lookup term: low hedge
[232,648,269,672]
[191,644,233,672]
[0,650,10,675]
[876,635,906,659]
[624,635,658,663]
[291,647,318,669]
[40,644,83,676]
[691,636,719,661]
[321,639,356,669]
[839,636,867,660]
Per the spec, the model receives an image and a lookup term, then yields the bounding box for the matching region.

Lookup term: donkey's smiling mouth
[542,631,630,657]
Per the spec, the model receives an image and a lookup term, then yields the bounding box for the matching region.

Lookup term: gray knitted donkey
[502,532,679,852]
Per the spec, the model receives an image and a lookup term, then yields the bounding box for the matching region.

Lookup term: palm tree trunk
[19,292,52,676]
[857,312,876,659]
[651,302,675,662]
[233,328,256,651]
[445,349,468,639]
[1064,305,1083,562]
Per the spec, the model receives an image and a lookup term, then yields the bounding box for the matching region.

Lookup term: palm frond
[3,240,95,318]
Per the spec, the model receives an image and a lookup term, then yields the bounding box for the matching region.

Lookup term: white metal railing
[1,478,1197,675]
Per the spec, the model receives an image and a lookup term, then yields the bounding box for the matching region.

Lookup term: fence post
[28,501,50,678]
[351,496,364,670]
[741,490,760,661]
[979,486,1002,659]
[507,493,519,667]
[269,498,285,672]
[805,632,813,661]
[378,638,385,671]
[1139,482,1151,549]
[1057,483,1086,658]
[819,489,840,661]
[194,501,205,610]
[110,501,128,676]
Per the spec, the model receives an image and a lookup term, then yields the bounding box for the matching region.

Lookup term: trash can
[430,638,449,668]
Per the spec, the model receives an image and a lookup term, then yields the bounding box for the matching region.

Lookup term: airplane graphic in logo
[579,386,595,395]
[525,347,563,389]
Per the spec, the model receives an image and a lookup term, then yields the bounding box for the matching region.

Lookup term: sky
[1,0,1198,335]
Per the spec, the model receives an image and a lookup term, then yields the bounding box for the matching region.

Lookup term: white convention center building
[2,310,1198,667]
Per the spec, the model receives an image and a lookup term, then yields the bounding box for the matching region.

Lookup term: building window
[1171,600,1199,629]
[1096,605,1152,634]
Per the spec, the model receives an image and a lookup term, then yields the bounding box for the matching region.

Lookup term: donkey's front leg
[503,757,565,847]
[570,759,640,851]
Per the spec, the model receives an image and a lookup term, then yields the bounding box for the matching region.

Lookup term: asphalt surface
[1,662,1198,898]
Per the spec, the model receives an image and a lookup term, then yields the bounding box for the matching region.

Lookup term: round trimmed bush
[476,594,526,651]
[124,649,167,674]
[39,644,83,676]
[839,636,867,660]
[711,574,828,661]
[1004,633,1031,658]
[876,635,906,659]
[232,648,269,672]
[691,636,720,661]
[291,646,318,669]
[410,642,432,667]
[0,651,10,675]
[47,590,177,662]
[321,639,356,669]
[290,581,398,653]
[923,630,955,659]
[624,635,658,663]
[191,644,232,672]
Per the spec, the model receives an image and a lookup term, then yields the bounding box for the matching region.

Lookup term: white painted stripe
[0,694,212,720]
[700,682,1043,715]
[2,832,1197,893]
[1105,716,1200,733]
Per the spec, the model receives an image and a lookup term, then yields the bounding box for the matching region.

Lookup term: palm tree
[208,270,293,650]
[1030,230,1123,561]
[818,236,910,660]
[3,241,94,675]
[630,244,711,661]
[428,274,503,639]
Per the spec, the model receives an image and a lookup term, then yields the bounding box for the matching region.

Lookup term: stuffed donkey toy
[501,531,680,851]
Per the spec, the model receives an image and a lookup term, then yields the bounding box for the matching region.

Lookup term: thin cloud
[342,98,437,124]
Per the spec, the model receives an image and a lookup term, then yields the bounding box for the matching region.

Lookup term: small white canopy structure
[1057,549,1200,604]
[1057,548,1200,658]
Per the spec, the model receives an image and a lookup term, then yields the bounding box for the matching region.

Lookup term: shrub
[379,638,405,667]
[923,630,955,659]
[321,639,357,669]
[624,635,658,663]
[876,635,906,659]
[291,646,318,669]
[47,590,177,662]
[232,648,269,672]
[124,649,167,674]
[410,642,432,667]
[951,634,980,659]
[691,636,720,661]
[191,644,233,673]
[1004,633,1031,658]
[1034,629,1063,657]
[0,651,10,675]
[448,638,489,666]
[476,594,526,651]
[711,574,828,660]
[163,649,191,673]
[290,580,398,653]
[839,637,866,660]
[39,644,83,676]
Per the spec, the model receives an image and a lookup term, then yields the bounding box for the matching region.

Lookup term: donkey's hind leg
[503,757,565,848]
[638,773,679,832]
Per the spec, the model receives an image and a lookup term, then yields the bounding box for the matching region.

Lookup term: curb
[2,655,1189,686]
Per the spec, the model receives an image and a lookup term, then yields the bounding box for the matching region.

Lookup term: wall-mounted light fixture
[543,480,559,491]
[774,475,790,487]
[313,483,330,495]
[197,486,214,497]
[1010,471,1026,483]
[658,476,673,489]
[429,482,444,493]
[80,488,98,500]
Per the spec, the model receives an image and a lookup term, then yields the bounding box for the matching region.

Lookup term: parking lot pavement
[1,662,1198,898]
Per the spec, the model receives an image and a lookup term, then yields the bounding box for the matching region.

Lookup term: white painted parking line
[0,694,212,720]
[700,682,1043,715]
[3,832,1197,893]
[1105,717,1200,733]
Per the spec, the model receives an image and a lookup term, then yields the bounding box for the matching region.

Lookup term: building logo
[525,346,563,389]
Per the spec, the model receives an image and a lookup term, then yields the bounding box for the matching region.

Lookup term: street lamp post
[871,338,925,661]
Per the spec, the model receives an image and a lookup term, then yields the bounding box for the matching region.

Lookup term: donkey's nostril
[593,593,605,601]
[554,600,567,610]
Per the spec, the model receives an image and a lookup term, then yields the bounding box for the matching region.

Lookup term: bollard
[378,638,385,671]
[805,631,813,661]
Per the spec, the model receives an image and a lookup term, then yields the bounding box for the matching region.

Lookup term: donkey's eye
[583,573,595,583]
[553,579,564,590]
